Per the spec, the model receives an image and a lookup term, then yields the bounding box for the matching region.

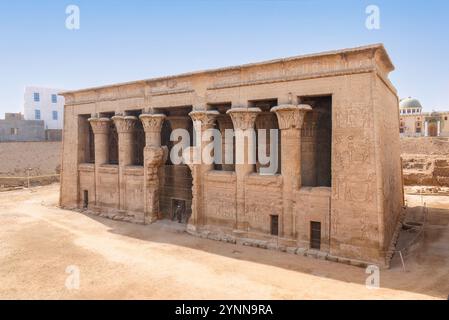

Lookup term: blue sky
[0,0,448,117]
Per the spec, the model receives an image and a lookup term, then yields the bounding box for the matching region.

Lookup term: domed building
[399,97,449,137]
[399,97,423,115]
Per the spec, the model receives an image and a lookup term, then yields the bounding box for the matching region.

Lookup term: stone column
[216,115,235,171]
[139,114,166,224]
[112,115,137,211]
[88,117,111,207]
[88,117,111,165]
[186,110,219,227]
[226,107,261,230]
[272,104,311,238]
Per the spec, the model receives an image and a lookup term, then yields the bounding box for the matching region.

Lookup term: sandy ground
[0,184,448,299]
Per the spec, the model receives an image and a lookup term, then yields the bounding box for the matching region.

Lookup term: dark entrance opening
[99,112,118,165]
[158,106,193,222]
[299,95,332,187]
[78,115,95,163]
[171,199,190,224]
[270,215,279,236]
[310,221,321,250]
[83,190,88,209]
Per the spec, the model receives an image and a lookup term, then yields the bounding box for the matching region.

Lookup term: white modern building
[24,86,64,130]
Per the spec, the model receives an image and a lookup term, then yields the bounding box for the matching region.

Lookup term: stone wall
[401,137,449,186]
[0,141,61,187]
[0,118,45,142]
[401,137,449,155]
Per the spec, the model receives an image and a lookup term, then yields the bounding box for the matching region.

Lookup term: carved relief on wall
[332,174,375,204]
[205,198,236,220]
[117,84,144,99]
[150,79,192,95]
[336,102,373,129]
[212,69,241,88]
[244,190,282,226]
[331,205,376,242]
[334,133,372,170]
[98,88,118,101]
[244,201,271,225]
[204,186,236,220]
[246,64,283,83]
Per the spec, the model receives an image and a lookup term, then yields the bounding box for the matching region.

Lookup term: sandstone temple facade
[59,44,403,267]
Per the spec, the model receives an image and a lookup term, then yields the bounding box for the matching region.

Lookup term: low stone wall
[401,137,449,186]
[401,137,449,155]
[0,141,61,188]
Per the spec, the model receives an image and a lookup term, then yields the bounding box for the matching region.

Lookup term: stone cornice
[61,44,395,106]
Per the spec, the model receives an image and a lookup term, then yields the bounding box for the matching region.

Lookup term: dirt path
[0,184,447,299]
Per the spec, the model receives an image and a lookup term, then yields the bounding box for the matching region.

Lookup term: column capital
[226,107,261,130]
[189,110,219,130]
[271,104,312,130]
[111,115,137,133]
[88,117,111,134]
[139,114,166,133]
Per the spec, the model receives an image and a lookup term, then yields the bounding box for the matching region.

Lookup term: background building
[0,112,45,142]
[399,97,449,137]
[24,87,64,140]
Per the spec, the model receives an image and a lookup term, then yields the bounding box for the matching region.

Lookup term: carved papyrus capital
[271,104,312,130]
[226,107,261,130]
[111,115,137,133]
[88,117,111,134]
[139,114,166,133]
[189,110,219,130]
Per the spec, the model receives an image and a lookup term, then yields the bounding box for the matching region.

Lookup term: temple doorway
[157,106,194,223]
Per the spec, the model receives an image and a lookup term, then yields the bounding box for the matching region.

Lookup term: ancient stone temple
[59,44,403,267]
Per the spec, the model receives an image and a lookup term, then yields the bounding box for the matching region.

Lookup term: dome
[400,97,422,110]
